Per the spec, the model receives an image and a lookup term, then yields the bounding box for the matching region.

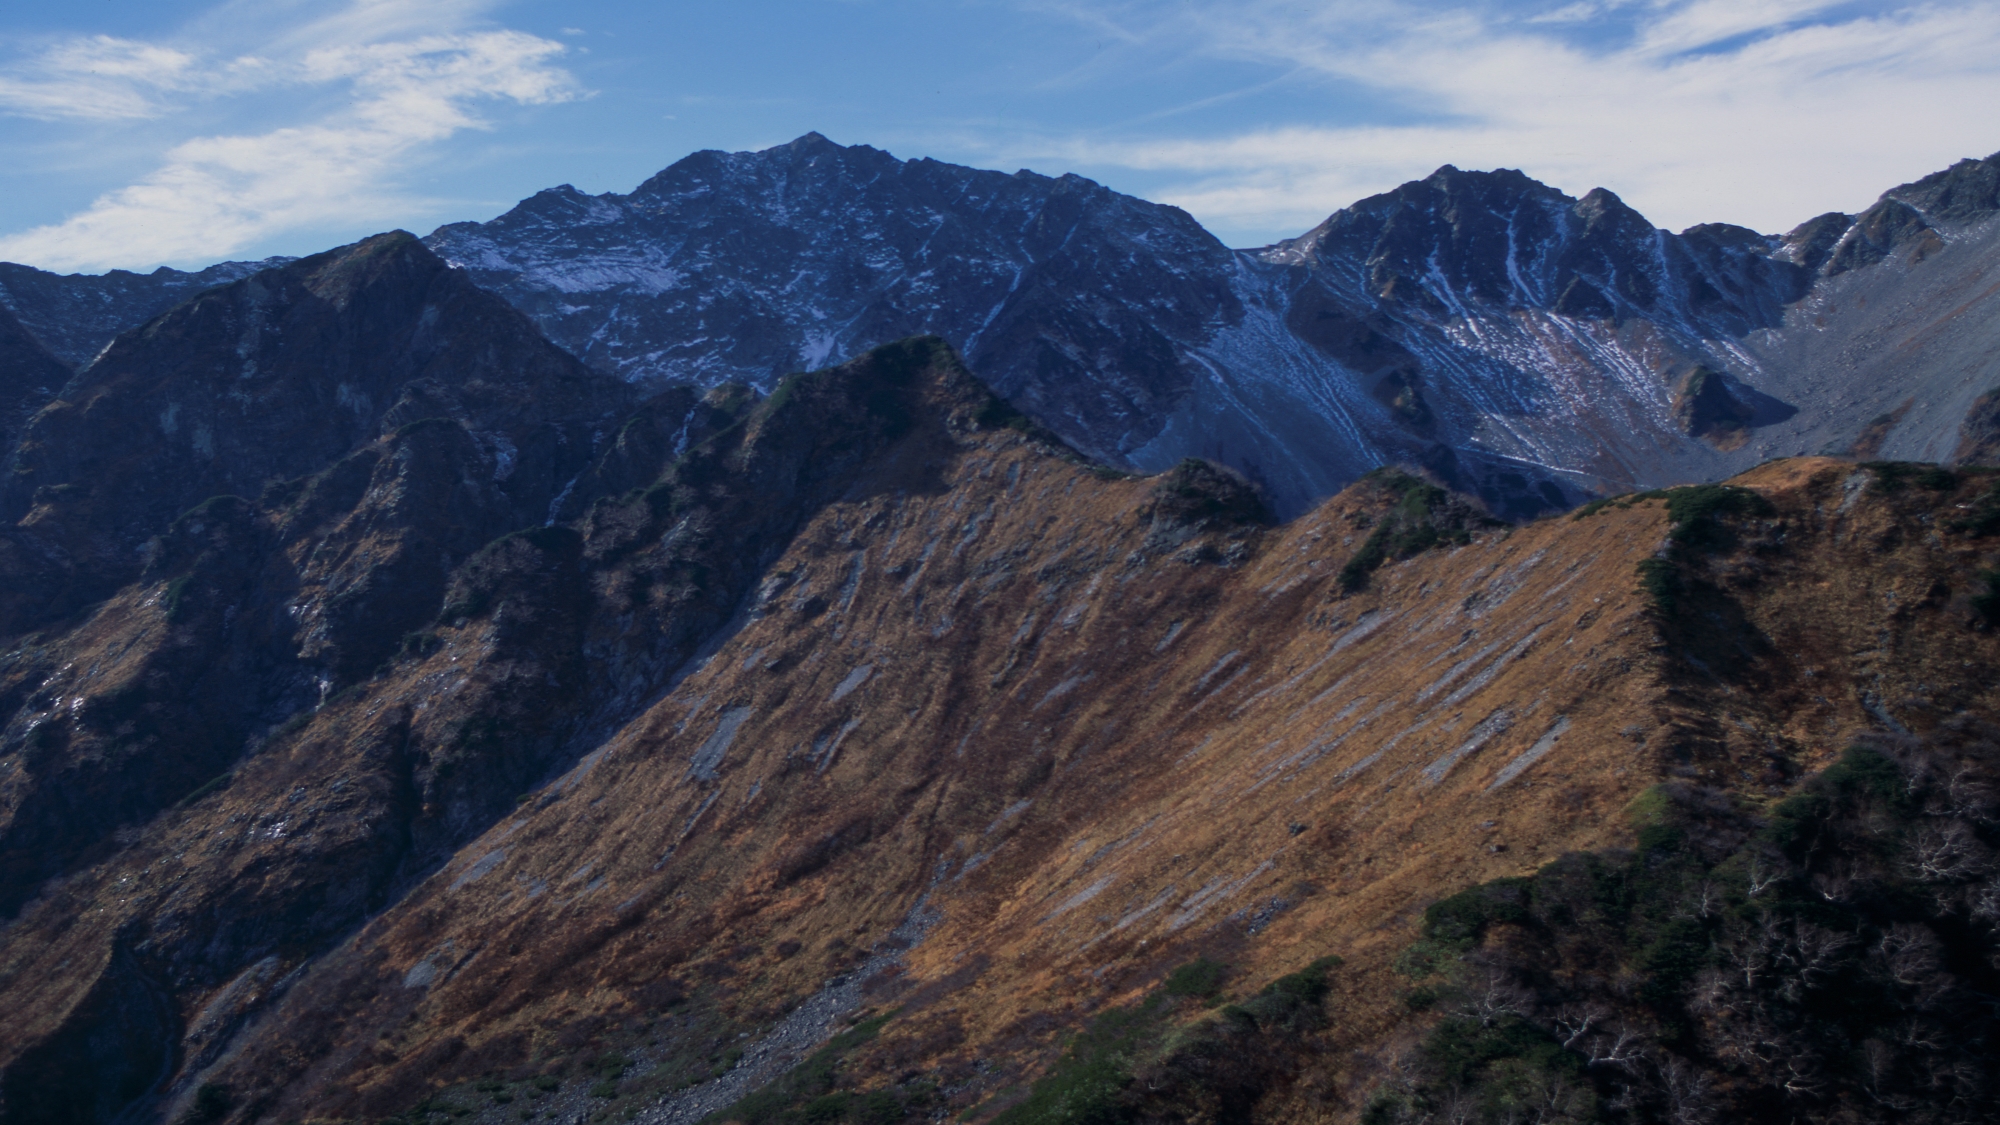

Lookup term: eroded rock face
[0,300,1045,1122]
[0,233,643,939]
[0,232,630,633]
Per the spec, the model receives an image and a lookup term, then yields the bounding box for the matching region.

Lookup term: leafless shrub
[1782,1054,1826,1099]
[1873,922,1943,986]
[1449,962,1533,1028]
[1672,879,1723,920]
[1905,820,1993,883]
[1658,1055,1716,1125]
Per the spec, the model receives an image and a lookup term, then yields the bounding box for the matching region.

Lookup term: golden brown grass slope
[160,430,2000,1122]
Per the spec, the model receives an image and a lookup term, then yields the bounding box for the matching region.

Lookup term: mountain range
[0,140,1995,1125]
[8,134,2000,517]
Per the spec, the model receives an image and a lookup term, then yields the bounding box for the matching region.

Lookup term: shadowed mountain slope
[0,303,68,448]
[0,258,288,370]
[0,231,629,637]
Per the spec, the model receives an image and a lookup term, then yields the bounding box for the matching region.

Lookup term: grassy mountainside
[1,293,1998,1124]
[152,446,2000,1121]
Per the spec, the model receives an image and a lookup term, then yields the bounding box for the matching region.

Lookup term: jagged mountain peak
[1260,159,1823,349]
[1783,151,2000,280]
[1885,149,2000,224]
[424,134,1239,480]
[418,142,2000,522]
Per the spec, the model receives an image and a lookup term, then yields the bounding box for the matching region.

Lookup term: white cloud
[0,36,243,120]
[0,3,580,272]
[1010,0,2000,240]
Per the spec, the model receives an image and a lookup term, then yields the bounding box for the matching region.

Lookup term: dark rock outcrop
[1265,167,1811,336]
[1887,151,2000,223]
[1954,386,2000,465]
[1674,366,1756,441]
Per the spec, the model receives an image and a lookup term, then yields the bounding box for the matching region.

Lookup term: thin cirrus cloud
[1008,0,2000,242]
[0,36,260,121]
[0,3,580,273]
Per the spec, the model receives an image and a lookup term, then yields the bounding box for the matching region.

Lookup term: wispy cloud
[0,2,581,272]
[1007,0,2000,240]
[0,35,259,121]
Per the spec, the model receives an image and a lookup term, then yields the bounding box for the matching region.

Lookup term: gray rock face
[426,133,1241,473]
[423,136,2000,517]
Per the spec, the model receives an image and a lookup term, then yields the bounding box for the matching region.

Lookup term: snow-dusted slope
[425,135,2000,517]
[426,133,1249,474]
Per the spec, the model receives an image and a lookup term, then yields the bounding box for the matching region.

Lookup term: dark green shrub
[1659,483,1773,551]
[179,1083,230,1124]
[1635,557,1680,616]
[852,1090,904,1125]
[1819,745,1904,802]
[1862,460,1957,493]
[1973,569,2000,625]
[1161,957,1227,1000]
[1364,731,2000,1124]
[163,574,195,623]
[802,1092,852,1123]
[1224,956,1342,1032]
[1568,493,1630,520]
[1338,470,1490,593]
[1422,880,1532,943]
[1950,484,2000,536]
[1146,459,1269,527]
[991,1004,1152,1125]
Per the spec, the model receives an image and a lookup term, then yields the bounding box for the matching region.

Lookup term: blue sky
[1,0,1997,271]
